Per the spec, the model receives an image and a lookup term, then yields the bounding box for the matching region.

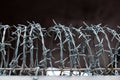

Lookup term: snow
[46,67,91,76]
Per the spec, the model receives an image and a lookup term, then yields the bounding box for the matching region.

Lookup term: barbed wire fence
[0,22,120,76]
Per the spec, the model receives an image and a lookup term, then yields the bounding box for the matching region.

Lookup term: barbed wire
[0,22,120,76]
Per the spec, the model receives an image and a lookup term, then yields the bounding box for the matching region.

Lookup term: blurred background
[0,0,120,27]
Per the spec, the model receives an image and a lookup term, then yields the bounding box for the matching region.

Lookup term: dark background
[0,0,120,27]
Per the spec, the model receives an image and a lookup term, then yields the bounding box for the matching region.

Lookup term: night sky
[0,0,120,27]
